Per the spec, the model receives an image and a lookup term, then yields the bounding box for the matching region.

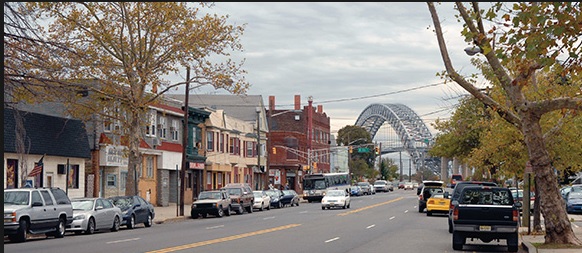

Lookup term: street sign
[357,147,370,153]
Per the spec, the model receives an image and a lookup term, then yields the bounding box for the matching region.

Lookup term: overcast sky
[168,2,490,135]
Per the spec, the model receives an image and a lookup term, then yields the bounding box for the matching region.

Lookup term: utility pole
[179,67,190,216]
[256,107,261,190]
[307,96,313,174]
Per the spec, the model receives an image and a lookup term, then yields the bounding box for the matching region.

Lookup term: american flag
[28,155,45,177]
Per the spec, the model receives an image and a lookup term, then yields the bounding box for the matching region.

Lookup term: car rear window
[460,188,513,205]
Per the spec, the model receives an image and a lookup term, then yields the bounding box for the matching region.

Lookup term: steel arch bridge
[355,103,441,175]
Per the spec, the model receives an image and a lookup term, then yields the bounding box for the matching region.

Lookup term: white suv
[373,180,389,192]
[4,187,73,242]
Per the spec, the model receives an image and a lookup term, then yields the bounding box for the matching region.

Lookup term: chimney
[317,105,323,114]
[269,95,275,111]
[294,95,301,110]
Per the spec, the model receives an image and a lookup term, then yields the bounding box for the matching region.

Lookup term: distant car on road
[404,182,414,190]
[566,191,582,214]
[418,180,445,213]
[190,190,232,218]
[426,192,450,216]
[398,182,406,189]
[252,191,271,211]
[108,195,155,229]
[350,185,363,196]
[357,182,373,195]
[67,197,122,235]
[321,189,351,210]
[373,180,390,192]
[280,190,300,207]
[265,189,284,209]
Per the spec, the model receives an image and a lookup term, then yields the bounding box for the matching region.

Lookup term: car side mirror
[514,202,523,208]
[32,201,43,207]
[95,206,103,210]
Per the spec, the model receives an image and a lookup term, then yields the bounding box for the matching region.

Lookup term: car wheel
[190,212,199,219]
[260,202,264,211]
[86,217,96,234]
[452,231,464,250]
[448,218,453,233]
[12,219,28,242]
[128,214,135,229]
[54,217,66,238]
[217,206,224,217]
[343,203,347,209]
[427,211,432,216]
[418,204,424,213]
[236,206,244,215]
[347,202,350,209]
[267,204,271,210]
[507,233,519,252]
[278,202,282,209]
[247,204,253,213]
[322,206,325,210]
[201,213,208,218]
[225,206,232,216]
[111,216,120,232]
[144,213,152,227]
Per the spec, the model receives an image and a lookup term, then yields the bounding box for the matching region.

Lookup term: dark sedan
[566,192,582,214]
[280,190,300,207]
[265,189,284,208]
[108,195,155,229]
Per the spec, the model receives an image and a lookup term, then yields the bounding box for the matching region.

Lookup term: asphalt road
[5,190,526,253]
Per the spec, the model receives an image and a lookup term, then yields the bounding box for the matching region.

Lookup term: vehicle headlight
[122,210,128,215]
[191,204,197,208]
[74,214,86,220]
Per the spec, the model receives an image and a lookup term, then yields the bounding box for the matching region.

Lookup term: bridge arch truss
[355,103,440,174]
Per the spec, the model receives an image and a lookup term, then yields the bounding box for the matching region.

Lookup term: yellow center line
[338,197,404,216]
[146,224,302,253]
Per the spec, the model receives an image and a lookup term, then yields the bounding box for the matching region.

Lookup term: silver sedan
[67,197,122,235]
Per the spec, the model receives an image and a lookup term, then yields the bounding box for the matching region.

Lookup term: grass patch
[532,242,582,249]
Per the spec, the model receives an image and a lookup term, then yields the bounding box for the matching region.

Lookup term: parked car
[280,190,300,207]
[398,182,406,189]
[357,182,373,195]
[350,185,363,196]
[425,192,450,216]
[450,174,464,188]
[321,189,351,210]
[190,190,232,218]
[67,197,122,235]
[265,189,284,208]
[418,181,445,213]
[373,180,390,192]
[252,191,271,211]
[404,182,414,190]
[4,187,73,242]
[222,183,254,214]
[509,189,535,212]
[108,195,155,229]
[566,191,582,214]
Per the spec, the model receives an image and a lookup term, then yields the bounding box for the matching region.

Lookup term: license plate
[479,226,491,231]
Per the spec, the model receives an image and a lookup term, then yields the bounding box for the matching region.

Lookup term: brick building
[267,95,331,194]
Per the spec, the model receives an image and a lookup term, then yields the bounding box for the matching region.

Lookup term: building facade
[267,95,331,194]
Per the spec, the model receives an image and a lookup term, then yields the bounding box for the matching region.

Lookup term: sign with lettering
[100,145,129,167]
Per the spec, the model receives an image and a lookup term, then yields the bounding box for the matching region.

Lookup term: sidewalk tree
[428,2,582,245]
[13,2,249,196]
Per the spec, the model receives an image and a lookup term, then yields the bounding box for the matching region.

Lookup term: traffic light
[349,146,353,153]
[375,146,380,155]
[272,147,277,154]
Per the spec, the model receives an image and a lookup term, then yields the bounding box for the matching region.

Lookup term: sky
[167,2,489,136]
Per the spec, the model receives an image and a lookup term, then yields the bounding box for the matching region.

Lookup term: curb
[154,216,188,224]
[521,241,537,253]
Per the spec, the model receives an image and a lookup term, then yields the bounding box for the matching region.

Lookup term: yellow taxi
[426,192,451,216]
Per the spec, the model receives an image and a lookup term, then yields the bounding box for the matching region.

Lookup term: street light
[256,106,262,190]
[464,46,483,56]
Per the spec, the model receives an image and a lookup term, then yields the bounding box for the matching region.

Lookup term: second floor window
[146,156,154,178]
[207,131,214,151]
[158,116,166,139]
[245,141,255,157]
[146,110,156,137]
[171,119,179,141]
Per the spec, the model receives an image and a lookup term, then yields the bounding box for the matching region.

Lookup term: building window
[120,171,127,190]
[68,165,79,189]
[171,119,179,141]
[245,141,254,157]
[146,156,154,178]
[285,137,299,160]
[107,174,117,187]
[146,110,156,137]
[207,131,214,151]
[219,133,225,153]
[158,116,167,139]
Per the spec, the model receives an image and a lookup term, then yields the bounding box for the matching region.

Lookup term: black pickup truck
[451,185,522,252]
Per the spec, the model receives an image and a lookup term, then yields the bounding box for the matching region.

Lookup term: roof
[4,108,91,159]
[168,94,264,122]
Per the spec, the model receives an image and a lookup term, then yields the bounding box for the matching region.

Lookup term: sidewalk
[520,214,582,253]
[153,203,190,224]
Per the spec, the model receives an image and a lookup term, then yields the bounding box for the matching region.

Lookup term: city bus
[302,172,351,202]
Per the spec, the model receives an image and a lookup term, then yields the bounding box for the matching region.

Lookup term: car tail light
[513,209,519,222]
[453,207,459,221]
[427,199,434,204]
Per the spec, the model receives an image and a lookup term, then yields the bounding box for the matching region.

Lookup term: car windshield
[569,192,582,200]
[374,182,386,185]
[225,188,242,196]
[110,197,133,208]
[4,191,29,205]
[253,192,263,198]
[265,191,279,197]
[460,188,512,205]
[282,190,294,195]
[72,199,95,211]
[327,190,344,197]
[199,192,221,200]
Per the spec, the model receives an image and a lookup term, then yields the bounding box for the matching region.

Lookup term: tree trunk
[521,112,581,245]
[533,177,542,233]
[125,111,142,196]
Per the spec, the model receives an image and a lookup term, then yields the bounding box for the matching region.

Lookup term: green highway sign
[357,147,370,153]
